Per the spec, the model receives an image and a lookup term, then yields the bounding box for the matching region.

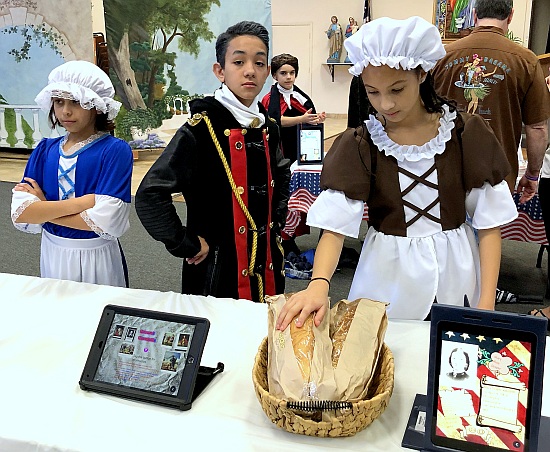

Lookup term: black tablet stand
[192,361,225,402]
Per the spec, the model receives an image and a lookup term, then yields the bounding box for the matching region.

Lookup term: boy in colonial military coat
[136,21,290,302]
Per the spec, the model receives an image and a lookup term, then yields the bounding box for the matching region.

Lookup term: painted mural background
[0,0,93,147]
[103,0,272,148]
[0,0,271,149]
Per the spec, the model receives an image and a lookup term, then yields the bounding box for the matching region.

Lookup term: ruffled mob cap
[344,16,445,76]
[35,60,121,121]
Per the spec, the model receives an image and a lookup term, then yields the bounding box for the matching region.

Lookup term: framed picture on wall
[433,0,476,42]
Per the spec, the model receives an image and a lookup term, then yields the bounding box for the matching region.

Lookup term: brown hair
[270,53,299,77]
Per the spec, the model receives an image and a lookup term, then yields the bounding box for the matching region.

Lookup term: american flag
[436,330,530,451]
[283,169,369,236]
[500,193,548,245]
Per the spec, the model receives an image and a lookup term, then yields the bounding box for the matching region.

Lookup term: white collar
[365,104,457,162]
[214,84,265,128]
[276,83,308,110]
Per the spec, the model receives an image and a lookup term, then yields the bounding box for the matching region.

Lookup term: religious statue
[344,17,359,63]
[326,16,343,63]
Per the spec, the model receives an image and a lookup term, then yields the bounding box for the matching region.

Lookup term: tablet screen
[431,322,536,452]
[298,125,323,164]
[93,313,196,396]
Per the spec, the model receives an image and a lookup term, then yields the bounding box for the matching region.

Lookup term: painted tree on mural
[104,0,220,111]
[104,0,153,110]
[144,0,220,108]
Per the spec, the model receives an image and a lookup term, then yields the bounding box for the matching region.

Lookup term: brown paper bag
[330,298,388,401]
[266,294,337,401]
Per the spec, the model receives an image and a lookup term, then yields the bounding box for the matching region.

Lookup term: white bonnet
[344,16,445,76]
[34,60,121,121]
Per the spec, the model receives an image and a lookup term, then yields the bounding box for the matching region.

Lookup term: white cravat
[214,84,265,128]
[277,84,308,110]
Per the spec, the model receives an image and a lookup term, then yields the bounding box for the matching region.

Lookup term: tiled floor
[0,116,348,195]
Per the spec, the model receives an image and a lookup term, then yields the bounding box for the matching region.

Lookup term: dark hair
[449,348,470,371]
[48,105,59,128]
[355,69,456,122]
[474,0,513,21]
[347,76,368,128]
[419,71,457,114]
[215,21,269,68]
[48,104,115,131]
[96,112,115,132]
[270,53,299,77]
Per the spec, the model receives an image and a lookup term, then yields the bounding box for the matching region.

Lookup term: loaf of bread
[330,299,359,368]
[266,293,337,401]
[290,313,316,382]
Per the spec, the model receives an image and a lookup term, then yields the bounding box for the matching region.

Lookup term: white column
[14,108,26,148]
[0,107,9,147]
[31,109,43,146]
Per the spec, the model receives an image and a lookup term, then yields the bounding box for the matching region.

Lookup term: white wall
[271,0,364,116]
[91,0,106,35]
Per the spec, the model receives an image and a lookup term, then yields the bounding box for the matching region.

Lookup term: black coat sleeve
[135,126,201,258]
[268,120,291,233]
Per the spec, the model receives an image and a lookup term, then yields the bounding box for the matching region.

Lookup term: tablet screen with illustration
[80,305,211,410]
[433,325,534,451]
[426,305,546,452]
[93,313,196,395]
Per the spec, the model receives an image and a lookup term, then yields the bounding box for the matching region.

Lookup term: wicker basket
[252,337,394,437]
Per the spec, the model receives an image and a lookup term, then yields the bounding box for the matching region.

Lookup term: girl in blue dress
[11,61,133,287]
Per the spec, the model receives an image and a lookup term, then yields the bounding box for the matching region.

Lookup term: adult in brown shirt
[432,0,550,204]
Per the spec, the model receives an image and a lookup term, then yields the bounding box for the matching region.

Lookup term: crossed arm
[14,177,95,231]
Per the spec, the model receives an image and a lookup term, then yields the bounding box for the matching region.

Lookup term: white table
[0,272,548,451]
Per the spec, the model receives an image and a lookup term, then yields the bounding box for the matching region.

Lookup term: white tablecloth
[0,272,548,451]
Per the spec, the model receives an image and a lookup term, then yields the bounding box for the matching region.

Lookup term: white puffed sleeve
[11,189,43,234]
[465,181,518,230]
[81,194,130,240]
[306,189,364,238]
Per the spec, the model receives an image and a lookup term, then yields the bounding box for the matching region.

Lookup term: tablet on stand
[80,304,223,411]
[402,304,548,452]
